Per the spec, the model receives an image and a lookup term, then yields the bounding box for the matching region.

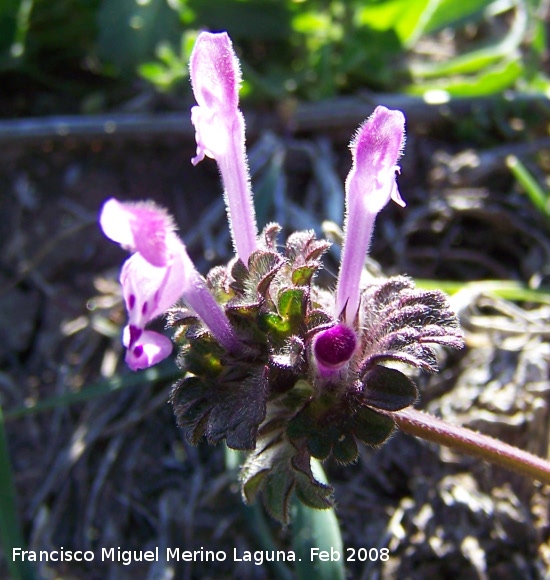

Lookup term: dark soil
[1,99,550,579]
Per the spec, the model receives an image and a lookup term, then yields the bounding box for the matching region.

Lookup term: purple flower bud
[335,106,406,325]
[100,198,241,370]
[313,323,358,378]
[189,31,257,262]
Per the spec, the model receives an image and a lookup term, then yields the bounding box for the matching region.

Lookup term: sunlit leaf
[422,0,494,35]
[97,0,181,75]
[409,58,523,97]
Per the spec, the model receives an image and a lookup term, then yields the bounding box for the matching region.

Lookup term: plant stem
[387,407,550,485]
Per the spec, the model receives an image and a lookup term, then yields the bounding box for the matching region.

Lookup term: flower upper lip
[335,105,406,325]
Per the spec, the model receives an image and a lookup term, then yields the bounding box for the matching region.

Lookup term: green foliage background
[1,0,548,112]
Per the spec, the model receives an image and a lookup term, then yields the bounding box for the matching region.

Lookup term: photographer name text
[13,546,390,566]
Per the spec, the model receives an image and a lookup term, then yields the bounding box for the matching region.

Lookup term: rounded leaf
[362,365,418,411]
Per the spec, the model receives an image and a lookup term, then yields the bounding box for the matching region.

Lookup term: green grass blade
[247,503,294,580]
[356,0,432,47]
[0,405,34,580]
[4,364,179,420]
[409,58,523,96]
[506,155,550,219]
[416,279,550,304]
[292,459,345,580]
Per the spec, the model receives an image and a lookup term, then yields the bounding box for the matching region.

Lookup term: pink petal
[189,31,241,113]
[99,198,174,267]
[190,105,230,163]
[99,198,134,247]
[124,328,173,371]
[120,249,186,327]
[348,106,406,214]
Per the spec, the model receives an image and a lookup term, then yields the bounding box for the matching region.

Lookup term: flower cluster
[100,31,463,522]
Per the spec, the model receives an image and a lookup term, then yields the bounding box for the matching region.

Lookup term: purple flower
[189,31,258,263]
[335,106,406,325]
[313,323,358,378]
[100,198,240,370]
[119,251,182,370]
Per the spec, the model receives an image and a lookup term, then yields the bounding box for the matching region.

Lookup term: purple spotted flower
[100,198,240,370]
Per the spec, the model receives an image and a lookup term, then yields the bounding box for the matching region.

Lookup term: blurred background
[1,0,550,578]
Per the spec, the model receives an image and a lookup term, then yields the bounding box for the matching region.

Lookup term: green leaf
[411,2,527,80]
[170,365,269,450]
[356,0,432,46]
[408,1,528,96]
[287,389,395,461]
[305,431,332,460]
[506,155,550,220]
[260,312,290,335]
[305,310,333,332]
[409,59,523,97]
[241,438,296,522]
[0,0,23,62]
[353,406,395,445]
[283,232,330,274]
[292,264,317,286]
[240,434,334,524]
[278,288,306,322]
[97,0,181,75]
[292,451,333,511]
[285,230,317,262]
[263,466,296,523]
[0,0,19,39]
[412,49,509,79]
[138,37,189,92]
[332,434,358,464]
[260,288,307,340]
[422,0,496,35]
[242,469,269,505]
[189,0,291,41]
[362,366,418,411]
[246,250,283,296]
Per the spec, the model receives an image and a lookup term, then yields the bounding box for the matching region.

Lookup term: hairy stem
[387,407,550,485]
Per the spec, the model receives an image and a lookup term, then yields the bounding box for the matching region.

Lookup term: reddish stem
[386,407,550,485]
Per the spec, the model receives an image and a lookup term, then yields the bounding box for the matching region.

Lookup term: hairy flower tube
[335,106,406,325]
[189,31,257,263]
[100,31,464,523]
